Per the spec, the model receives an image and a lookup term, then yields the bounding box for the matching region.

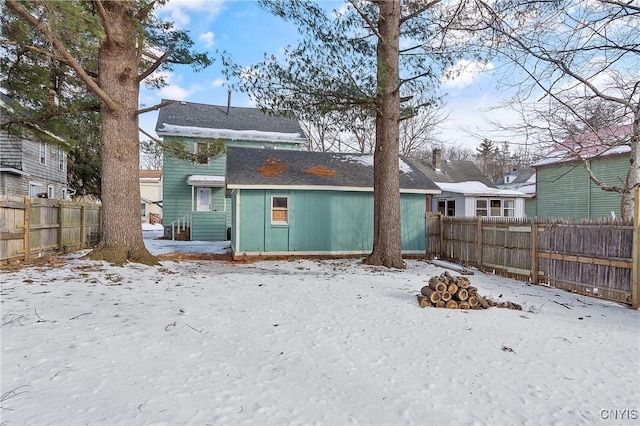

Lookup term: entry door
[196,188,212,211]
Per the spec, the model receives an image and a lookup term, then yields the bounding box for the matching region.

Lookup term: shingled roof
[226,147,440,194]
[155,99,306,144]
[407,158,496,187]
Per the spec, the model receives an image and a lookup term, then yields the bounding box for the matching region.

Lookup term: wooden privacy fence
[0,196,101,264]
[426,213,637,306]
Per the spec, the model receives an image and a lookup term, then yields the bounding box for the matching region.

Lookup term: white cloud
[199,31,215,48]
[156,0,225,28]
[158,85,191,101]
[441,60,495,90]
[211,78,226,87]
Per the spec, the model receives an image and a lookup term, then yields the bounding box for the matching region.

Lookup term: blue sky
[139,0,521,152]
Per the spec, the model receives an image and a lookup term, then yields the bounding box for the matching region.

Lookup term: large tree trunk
[88,1,158,266]
[364,0,404,269]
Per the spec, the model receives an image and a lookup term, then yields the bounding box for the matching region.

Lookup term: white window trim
[39,142,46,165]
[58,148,64,171]
[194,142,210,165]
[271,195,289,225]
[47,185,55,199]
[476,198,516,217]
[29,182,43,197]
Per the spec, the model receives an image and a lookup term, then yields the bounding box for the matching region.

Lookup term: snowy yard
[1,228,639,425]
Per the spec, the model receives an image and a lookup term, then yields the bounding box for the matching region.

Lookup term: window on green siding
[271,196,289,225]
[195,142,209,164]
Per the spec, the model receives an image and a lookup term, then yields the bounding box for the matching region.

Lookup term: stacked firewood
[417,271,522,310]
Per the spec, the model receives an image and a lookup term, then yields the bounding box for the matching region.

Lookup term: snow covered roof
[186,175,225,187]
[436,181,530,197]
[156,124,306,144]
[155,99,306,145]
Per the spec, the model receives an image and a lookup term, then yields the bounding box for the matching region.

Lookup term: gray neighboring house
[496,167,536,194]
[409,149,529,217]
[0,94,69,200]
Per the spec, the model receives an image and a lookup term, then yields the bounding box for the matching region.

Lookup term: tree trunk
[365,0,404,269]
[87,1,157,266]
[622,114,640,219]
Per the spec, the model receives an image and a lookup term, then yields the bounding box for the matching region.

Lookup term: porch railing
[170,213,192,240]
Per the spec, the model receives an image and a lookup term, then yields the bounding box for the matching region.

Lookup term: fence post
[439,213,444,258]
[81,205,86,248]
[23,196,30,262]
[632,187,639,309]
[57,201,63,253]
[476,216,483,269]
[531,219,539,284]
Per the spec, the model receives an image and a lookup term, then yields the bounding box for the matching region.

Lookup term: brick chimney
[432,148,442,172]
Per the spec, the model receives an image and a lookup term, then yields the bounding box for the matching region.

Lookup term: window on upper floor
[195,142,209,165]
[39,142,46,165]
[58,148,64,171]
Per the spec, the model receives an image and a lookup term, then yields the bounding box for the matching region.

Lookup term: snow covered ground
[1,226,638,425]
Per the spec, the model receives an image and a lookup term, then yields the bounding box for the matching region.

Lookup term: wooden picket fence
[426,212,638,306]
[0,196,101,264]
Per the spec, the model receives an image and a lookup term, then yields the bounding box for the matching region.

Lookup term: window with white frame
[141,203,147,217]
[271,196,289,224]
[437,199,456,216]
[39,142,46,165]
[29,182,43,197]
[61,188,68,200]
[195,142,209,164]
[47,185,55,199]
[503,199,515,217]
[476,198,516,217]
[58,148,64,171]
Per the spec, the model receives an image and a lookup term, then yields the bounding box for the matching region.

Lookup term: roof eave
[227,184,439,195]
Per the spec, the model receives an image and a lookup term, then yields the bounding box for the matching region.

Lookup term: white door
[196,188,212,211]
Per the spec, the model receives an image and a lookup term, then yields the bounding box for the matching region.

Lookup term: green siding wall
[162,136,226,228]
[162,136,302,241]
[191,212,227,241]
[534,154,627,218]
[233,189,426,254]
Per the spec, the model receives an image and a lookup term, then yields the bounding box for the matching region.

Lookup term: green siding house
[531,125,631,219]
[226,147,441,258]
[155,100,306,240]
